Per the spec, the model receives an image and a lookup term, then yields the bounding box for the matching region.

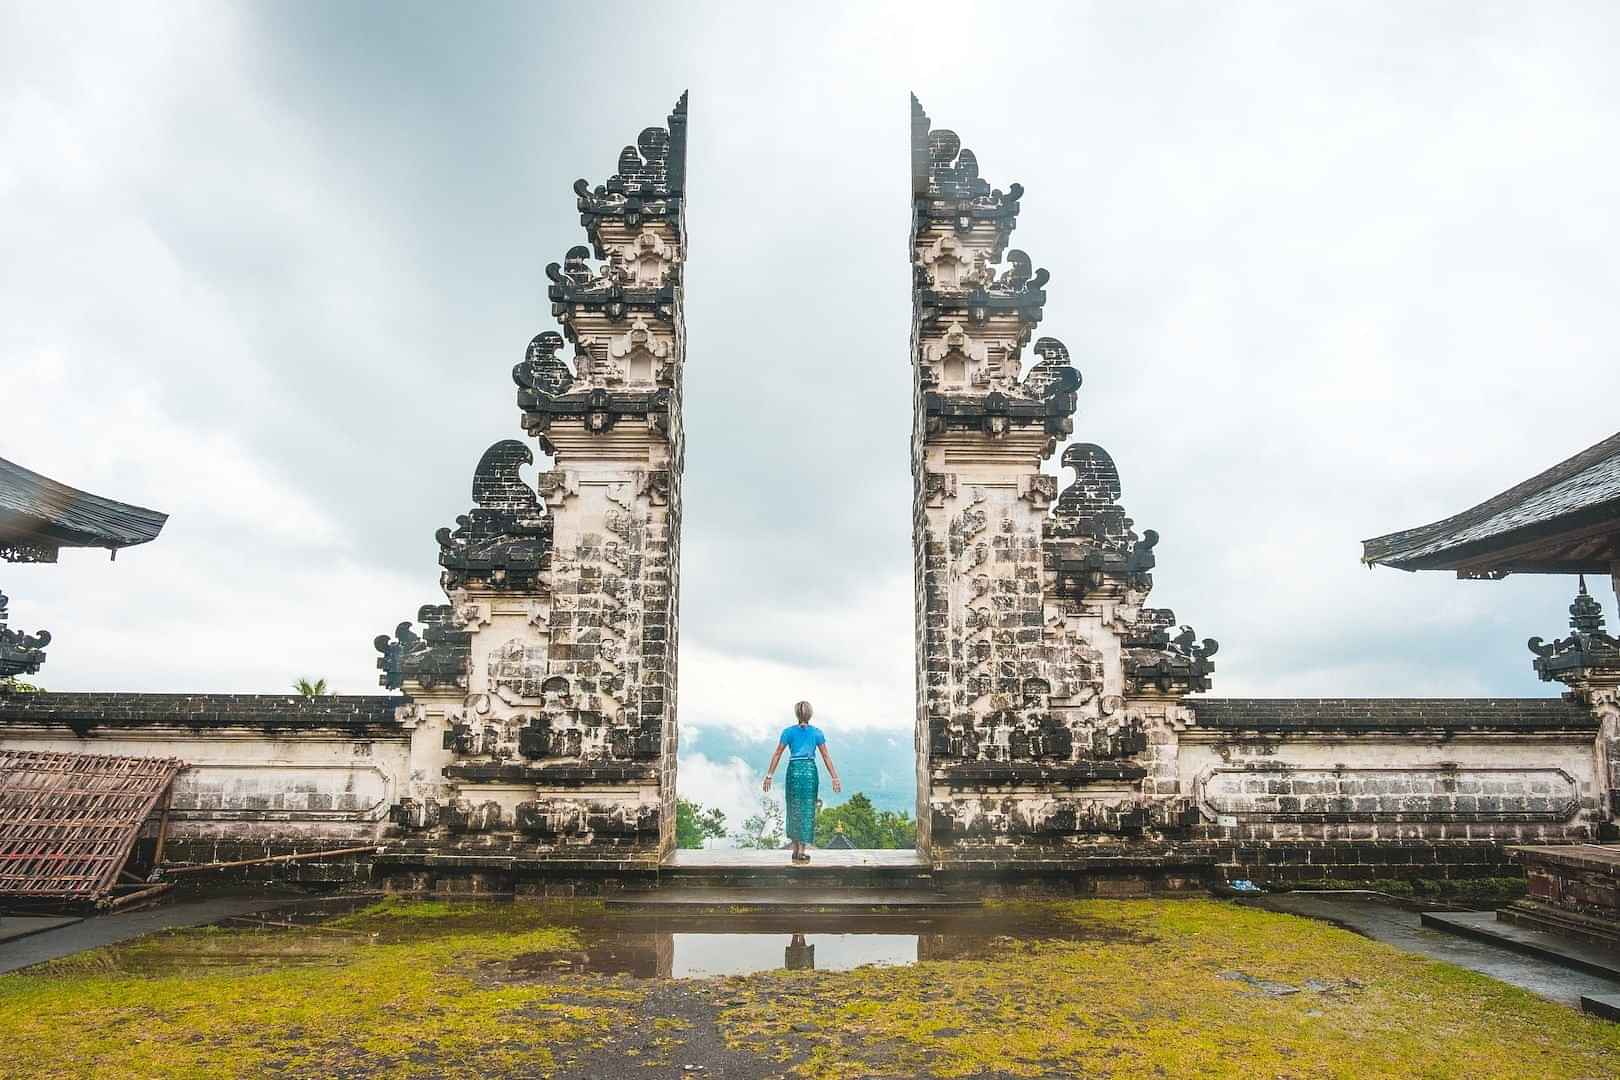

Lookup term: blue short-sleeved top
[780,724,825,760]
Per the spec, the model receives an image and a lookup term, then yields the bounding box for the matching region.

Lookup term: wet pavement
[1250,892,1620,1008]
[0,893,347,974]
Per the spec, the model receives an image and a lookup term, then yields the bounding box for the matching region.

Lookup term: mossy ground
[2,897,1617,1079]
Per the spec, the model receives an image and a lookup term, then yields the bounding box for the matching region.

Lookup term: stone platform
[1421,910,1620,981]
[1499,844,1620,947]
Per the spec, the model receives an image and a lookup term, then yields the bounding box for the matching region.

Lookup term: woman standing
[762,700,842,863]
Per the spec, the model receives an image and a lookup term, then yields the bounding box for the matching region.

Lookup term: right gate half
[908,96,1218,864]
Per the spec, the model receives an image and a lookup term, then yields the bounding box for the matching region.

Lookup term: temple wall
[1,689,1603,883]
[1180,739,1598,843]
[0,694,409,860]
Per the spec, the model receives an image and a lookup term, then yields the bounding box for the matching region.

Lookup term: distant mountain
[679,725,916,817]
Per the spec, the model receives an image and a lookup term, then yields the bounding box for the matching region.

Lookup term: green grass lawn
[3,898,1617,1079]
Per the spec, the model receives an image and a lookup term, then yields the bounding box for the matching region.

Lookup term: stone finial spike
[667,91,688,194]
[1571,574,1607,634]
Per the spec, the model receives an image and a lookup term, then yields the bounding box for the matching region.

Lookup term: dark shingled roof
[0,457,168,559]
[1362,431,1620,575]
[1187,698,1596,734]
[0,693,407,736]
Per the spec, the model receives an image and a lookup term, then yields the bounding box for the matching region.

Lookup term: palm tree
[292,676,328,697]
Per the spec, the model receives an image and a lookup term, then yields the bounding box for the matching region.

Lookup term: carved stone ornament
[608,318,673,386]
[436,440,552,593]
[374,604,471,691]
[1530,576,1620,686]
[0,590,50,680]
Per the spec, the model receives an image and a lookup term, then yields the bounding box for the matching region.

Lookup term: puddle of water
[58,901,1111,981]
[491,921,1077,980]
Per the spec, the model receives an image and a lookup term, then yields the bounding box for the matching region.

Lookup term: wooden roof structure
[1362,431,1620,579]
[0,456,167,563]
[0,749,182,907]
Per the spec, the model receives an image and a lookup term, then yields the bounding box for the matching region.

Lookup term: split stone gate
[3,94,1610,890]
[363,95,1609,877]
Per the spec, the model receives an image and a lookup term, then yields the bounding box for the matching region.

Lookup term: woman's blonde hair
[794,700,813,723]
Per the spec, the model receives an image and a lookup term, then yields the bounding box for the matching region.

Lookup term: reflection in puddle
[484,915,1097,980]
[675,932,916,977]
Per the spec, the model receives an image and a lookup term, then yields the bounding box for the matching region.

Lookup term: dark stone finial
[1023,337,1083,401]
[1057,443,1125,521]
[1571,575,1606,635]
[470,440,536,510]
[1529,576,1620,686]
[0,589,50,681]
[910,95,1022,226]
[1047,444,1161,600]
[572,93,689,254]
[374,606,469,692]
[436,441,552,593]
[513,331,574,398]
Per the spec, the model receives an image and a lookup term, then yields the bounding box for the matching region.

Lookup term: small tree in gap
[814,792,917,849]
[733,796,785,849]
[676,798,727,848]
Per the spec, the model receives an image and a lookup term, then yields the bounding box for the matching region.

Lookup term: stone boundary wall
[0,690,1604,887]
[0,692,410,867]
[1179,698,1603,881]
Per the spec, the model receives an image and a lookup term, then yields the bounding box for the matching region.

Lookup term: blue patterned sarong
[784,757,819,843]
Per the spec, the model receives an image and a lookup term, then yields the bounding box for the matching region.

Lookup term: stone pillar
[909,98,1214,863]
[377,94,687,862]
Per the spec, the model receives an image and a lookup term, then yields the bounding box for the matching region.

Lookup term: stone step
[607,887,977,914]
[658,849,936,890]
[1582,992,1620,1022]
[1420,910,1620,981]
[1497,898,1620,949]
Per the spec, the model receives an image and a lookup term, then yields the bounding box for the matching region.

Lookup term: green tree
[293,677,328,697]
[675,798,727,849]
[733,797,785,849]
[0,678,41,694]
[814,792,917,849]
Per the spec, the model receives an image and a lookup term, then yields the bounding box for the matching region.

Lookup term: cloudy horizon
[5,0,1617,818]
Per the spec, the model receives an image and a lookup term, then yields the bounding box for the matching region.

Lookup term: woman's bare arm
[819,743,842,793]
[762,742,786,791]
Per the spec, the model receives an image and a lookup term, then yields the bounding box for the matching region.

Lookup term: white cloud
[679,571,915,739]
[675,752,779,848]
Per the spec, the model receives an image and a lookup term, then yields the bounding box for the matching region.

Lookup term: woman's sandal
[792,853,810,864]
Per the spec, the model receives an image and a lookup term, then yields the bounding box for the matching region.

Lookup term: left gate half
[376,94,688,867]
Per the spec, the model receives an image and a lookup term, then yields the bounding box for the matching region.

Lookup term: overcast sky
[5,3,1618,756]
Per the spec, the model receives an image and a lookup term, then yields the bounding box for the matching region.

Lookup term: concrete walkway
[1253,893,1620,1008]
[0,897,286,975]
[1421,910,1620,980]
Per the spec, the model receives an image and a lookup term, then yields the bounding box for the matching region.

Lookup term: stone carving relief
[608,318,673,386]
[488,638,549,702]
[377,93,687,852]
[913,96,1215,852]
